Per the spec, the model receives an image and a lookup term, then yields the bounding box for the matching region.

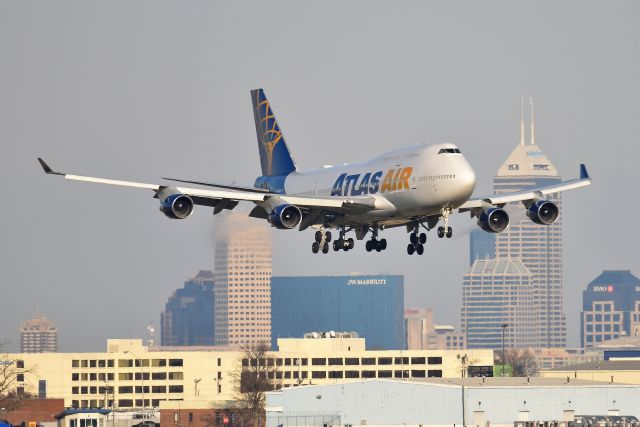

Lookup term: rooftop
[547,360,640,371]
[496,143,559,178]
[468,259,532,275]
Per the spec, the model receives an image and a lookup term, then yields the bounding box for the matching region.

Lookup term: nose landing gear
[437,207,454,239]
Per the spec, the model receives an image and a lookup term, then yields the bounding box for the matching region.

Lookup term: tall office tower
[405,308,433,350]
[469,229,496,266]
[461,259,536,349]
[493,99,566,347]
[581,270,640,349]
[271,275,404,350]
[161,270,215,346]
[20,315,58,353]
[214,213,272,347]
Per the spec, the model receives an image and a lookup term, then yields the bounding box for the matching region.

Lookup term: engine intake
[160,194,194,219]
[268,204,302,229]
[477,207,510,233]
[527,200,559,225]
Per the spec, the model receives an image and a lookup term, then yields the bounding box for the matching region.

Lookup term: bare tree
[0,344,34,413]
[504,348,539,377]
[232,342,279,427]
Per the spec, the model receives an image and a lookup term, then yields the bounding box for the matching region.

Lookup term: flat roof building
[267,377,640,426]
[3,338,493,411]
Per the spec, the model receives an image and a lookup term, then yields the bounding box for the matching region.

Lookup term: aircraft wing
[37,158,378,214]
[458,164,592,212]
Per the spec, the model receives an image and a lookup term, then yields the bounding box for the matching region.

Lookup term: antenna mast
[529,96,535,145]
[520,96,525,146]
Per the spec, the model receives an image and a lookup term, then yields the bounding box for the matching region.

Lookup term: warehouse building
[266,377,640,427]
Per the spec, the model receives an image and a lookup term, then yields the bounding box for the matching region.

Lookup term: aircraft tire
[437,227,445,238]
[333,240,340,251]
[419,233,427,244]
[322,242,329,254]
[325,231,332,242]
[348,238,354,249]
[312,242,319,253]
[366,240,373,252]
[446,228,453,238]
[407,244,415,255]
[410,233,418,244]
[315,231,322,243]
[416,244,424,255]
[380,239,387,250]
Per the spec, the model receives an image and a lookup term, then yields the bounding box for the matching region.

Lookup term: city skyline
[2,1,638,352]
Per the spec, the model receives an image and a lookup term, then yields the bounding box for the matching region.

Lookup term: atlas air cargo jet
[38,89,592,255]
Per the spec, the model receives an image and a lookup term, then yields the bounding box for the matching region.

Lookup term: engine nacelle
[526,200,559,225]
[268,204,302,229]
[160,194,194,219]
[477,207,510,233]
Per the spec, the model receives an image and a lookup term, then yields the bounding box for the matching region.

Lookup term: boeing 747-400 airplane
[39,89,591,255]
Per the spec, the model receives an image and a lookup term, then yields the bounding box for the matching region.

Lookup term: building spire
[529,96,535,145]
[520,96,525,146]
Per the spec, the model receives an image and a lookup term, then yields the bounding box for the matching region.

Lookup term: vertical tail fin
[251,89,296,176]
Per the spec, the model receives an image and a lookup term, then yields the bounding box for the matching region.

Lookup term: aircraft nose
[458,160,476,196]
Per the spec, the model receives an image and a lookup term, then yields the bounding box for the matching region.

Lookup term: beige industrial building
[4,337,493,411]
[540,360,640,384]
[214,212,272,347]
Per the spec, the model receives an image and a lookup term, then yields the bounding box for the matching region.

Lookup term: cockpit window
[438,148,461,154]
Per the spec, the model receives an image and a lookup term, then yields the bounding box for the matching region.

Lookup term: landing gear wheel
[312,242,319,253]
[375,243,383,252]
[325,231,332,242]
[380,239,387,250]
[410,233,418,244]
[437,226,445,238]
[446,227,453,238]
[347,238,354,250]
[322,242,329,254]
[416,244,424,255]
[315,231,323,243]
[366,240,373,252]
[419,233,427,244]
[407,244,415,255]
[333,240,340,251]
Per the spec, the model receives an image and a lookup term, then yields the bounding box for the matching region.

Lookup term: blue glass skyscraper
[271,275,404,350]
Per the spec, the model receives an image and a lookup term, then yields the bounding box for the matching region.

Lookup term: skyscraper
[493,99,566,348]
[161,270,215,346]
[20,315,58,353]
[214,212,272,347]
[461,259,536,349]
[581,270,640,349]
[271,275,404,350]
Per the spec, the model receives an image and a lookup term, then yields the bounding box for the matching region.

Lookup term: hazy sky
[1,1,638,352]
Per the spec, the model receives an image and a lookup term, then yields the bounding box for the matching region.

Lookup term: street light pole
[125,350,145,413]
[501,324,508,377]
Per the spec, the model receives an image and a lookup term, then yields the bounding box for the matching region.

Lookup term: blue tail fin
[251,89,296,176]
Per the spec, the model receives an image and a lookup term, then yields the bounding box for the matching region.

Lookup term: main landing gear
[407,224,427,255]
[365,226,387,252]
[333,227,355,252]
[311,228,331,254]
[437,207,453,239]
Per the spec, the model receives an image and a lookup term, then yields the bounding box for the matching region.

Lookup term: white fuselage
[283,143,476,226]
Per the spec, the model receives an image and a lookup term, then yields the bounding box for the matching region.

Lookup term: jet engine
[526,200,559,225]
[477,207,510,233]
[268,204,302,229]
[160,194,194,219]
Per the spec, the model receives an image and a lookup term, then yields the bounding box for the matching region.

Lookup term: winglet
[579,163,590,180]
[38,158,63,176]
